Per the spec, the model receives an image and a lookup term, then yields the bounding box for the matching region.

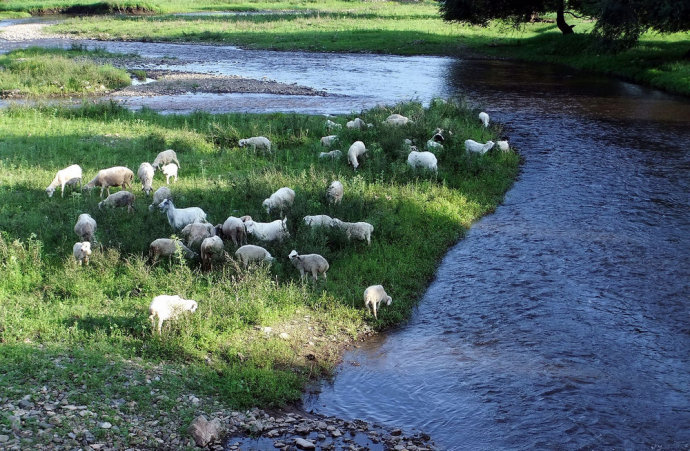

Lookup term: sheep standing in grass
[234,245,275,267]
[303,214,335,228]
[244,218,290,242]
[152,149,181,171]
[331,219,373,245]
[46,164,82,198]
[319,149,342,160]
[215,216,247,247]
[148,295,198,335]
[384,114,412,126]
[288,250,329,281]
[497,140,510,152]
[239,136,271,153]
[363,284,392,319]
[327,180,344,205]
[465,139,495,155]
[200,236,225,270]
[149,238,197,262]
[74,213,97,242]
[407,150,438,173]
[98,190,136,213]
[180,222,216,252]
[149,186,172,211]
[162,163,178,184]
[478,112,490,128]
[158,198,207,230]
[262,187,295,216]
[346,118,366,129]
[137,162,154,196]
[320,135,338,147]
[347,141,367,170]
[83,166,134,198]
[72,241,92,266]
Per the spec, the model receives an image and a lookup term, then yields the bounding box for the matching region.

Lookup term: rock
[331,429,342,438]
[18,400,34,409]
[391,428,403,436]
[189,415,222,447]
[279,332,290,340]
[294,437,316,450]
[99,422,112,429]
[0,435,8,443]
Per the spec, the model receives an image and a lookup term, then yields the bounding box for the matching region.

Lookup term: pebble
[295,437,316,450]
[100,422,112,429]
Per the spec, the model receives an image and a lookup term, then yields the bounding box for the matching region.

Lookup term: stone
[0,435,9,443]
[189,415,222,447]
[294,437,316,450]
[18,400,34,409]
[279,332,290,340]
[331,429,342,438]
[99,422,112,429]
[391,428,403,436]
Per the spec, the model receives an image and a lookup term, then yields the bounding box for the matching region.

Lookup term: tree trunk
[556,0,575,34]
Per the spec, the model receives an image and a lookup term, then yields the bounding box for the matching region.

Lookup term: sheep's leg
[312,268,318,282]
[61,182,66,197]
[157,318,163,335]
[372,302,378,319]
[322,271,327,281]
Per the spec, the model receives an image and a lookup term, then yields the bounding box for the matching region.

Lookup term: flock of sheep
[51,109,506,334]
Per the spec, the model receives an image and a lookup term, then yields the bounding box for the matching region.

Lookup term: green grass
[0,46,132,98]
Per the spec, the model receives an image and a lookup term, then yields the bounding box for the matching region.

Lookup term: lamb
[162,163,178,184]
[363,284,392,319]
[83,166,134,198]
[384,114,412,126]
[325,119,342,131]
[244,217,290,242]
[497,140,510,152]
[303,214,334,228]
[262,187,296,216]
[72,241,92,266]
[149,186,172,211]
[331,219,373,245]
[320,135,338,147]
[464,139,495,155]
[98,190,136,213]
[74,213,97,242]
[426,139,444,152]
[478,112,490,128]
[238,136,271,153]
[234,244,275,267]
[407,151,438,173]
[319,149,342,160]
[149,238,197,261]
[180,222,216,252]
[200,236,225,270]
[148,295,198,335]
[152,149,181,170]
[346,118,366,129]
[46,164,82,198]
[158,198,207,230]
[288,250,329,281]
[327,180,344,205]
[137,162,154,196]
[215,216,247,247]
[347,141,367,170]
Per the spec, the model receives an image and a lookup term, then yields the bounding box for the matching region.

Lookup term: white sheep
[325,119,342,131]
[98,190,136,213]
[478,112,490,128]
[332,219,373,245]
[149,186,172,211]
[244,217,289,242]
[239,136,271,153]
[497,140,510,152]
[74,213,97,242]
[426,139,444,152]
[200,236,225,270]
[327,180,344,205]
[347,141,367,170]
[262,187,296,216]
[384,114,412,126]
[137,162,154,196]
[83,166,134,198]
[180,222,216,252]
[303,214,335,228]
[162,163,178,184]
[363,284,392,319]
[46,164,82,198]
[234,244,275,267]
[319,149,342,160]
[288,250,329,281]
[152,149,181,170]
[215,216,247,247]
[465,139,495,155]
[346,118,366,129]
[407,151,438,173]
[158,198,207,230]
[148,295,198,335]
[149,238,198,261]
[320,135,338,147]
[72,241,92,266]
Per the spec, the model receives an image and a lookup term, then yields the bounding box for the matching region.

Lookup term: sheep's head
[240,215,252,223]
[262,199,271,214]
[238,139,247,148]
[46,186,56,197]
[214,224,224,238]
[485,141,495,151]
[244,220,256,233]
[187,300,198,313]
[386,295,392,306]
[81,242,92,256]
[158,198,172,212]
[288,250,299,260]
[143,186,152,196]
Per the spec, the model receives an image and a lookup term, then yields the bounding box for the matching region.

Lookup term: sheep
[162,163,178,184]
[384,114,412,126]
[239,136,271,153]
[74,213,97,242]
[72,241,92,266]
[497,140,510,152]
[303,214,334,228]
[148,295,198,335]
[149,238,197,261]
[215,216,247,247]
[347,141,367,170]
[407,151,438,173]
[431,128,450,143]
[83,166,134,198]
[200,236,225,270]
[152,149,181,171]
[319,149,342,160]
[331,219,373,245]
[288,250,329,281]
[137,162,154,196]
[180,222,216,252]
[426,139,444,152]
[465,139,495,155]
[262,187,296,216]
[327,180,344,205]
[98,190,136,213]
[244,217,290,242]
[149,186,172,211]
[363,284,392,320]
[46,164,82,198]
[478,112,490,128]
[158,198,207,230]
[325,119,342,131]
[346,118,366,129]
[234,244,275,267]
[320,135,338,147]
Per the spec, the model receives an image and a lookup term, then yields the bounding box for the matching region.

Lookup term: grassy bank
[0,100,519,446]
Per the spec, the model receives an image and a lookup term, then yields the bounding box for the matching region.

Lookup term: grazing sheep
[319,149,343,160]
[346,118,366,129]
[478,112,490,128]
[384,114,412,126]
[407,151,438,173]
[431,128,450,143]
[465,139,495,155]
[331,219,373,245]
[327,180,344,205]
[239,136,271,153]
[200,236,225,270]
[158,198,207,230]
[347,141,367,170]
[83,166,134,198]
[148,295,198,335]
[325,119,342,131]
[234,244,275,267]
[288,250,329,281]
[303,214,335,228]
[98,190,136,213]
[426,139,444,152]
[148,186,172,211]
[244,217,289,242]
[320,135,338,147]
[215,216,247,247]
[74,213,97,242]
[46,164,82,198]
[149,238,197,261]
[137,162,154,196]
[152,149,181,170]
[72,241,92,266]
[262,187,296,216]
[162,163,178,184]
[240,215,253,223]
[180,222,216,252]
[363,284,392,319]
[497,140,510,152]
